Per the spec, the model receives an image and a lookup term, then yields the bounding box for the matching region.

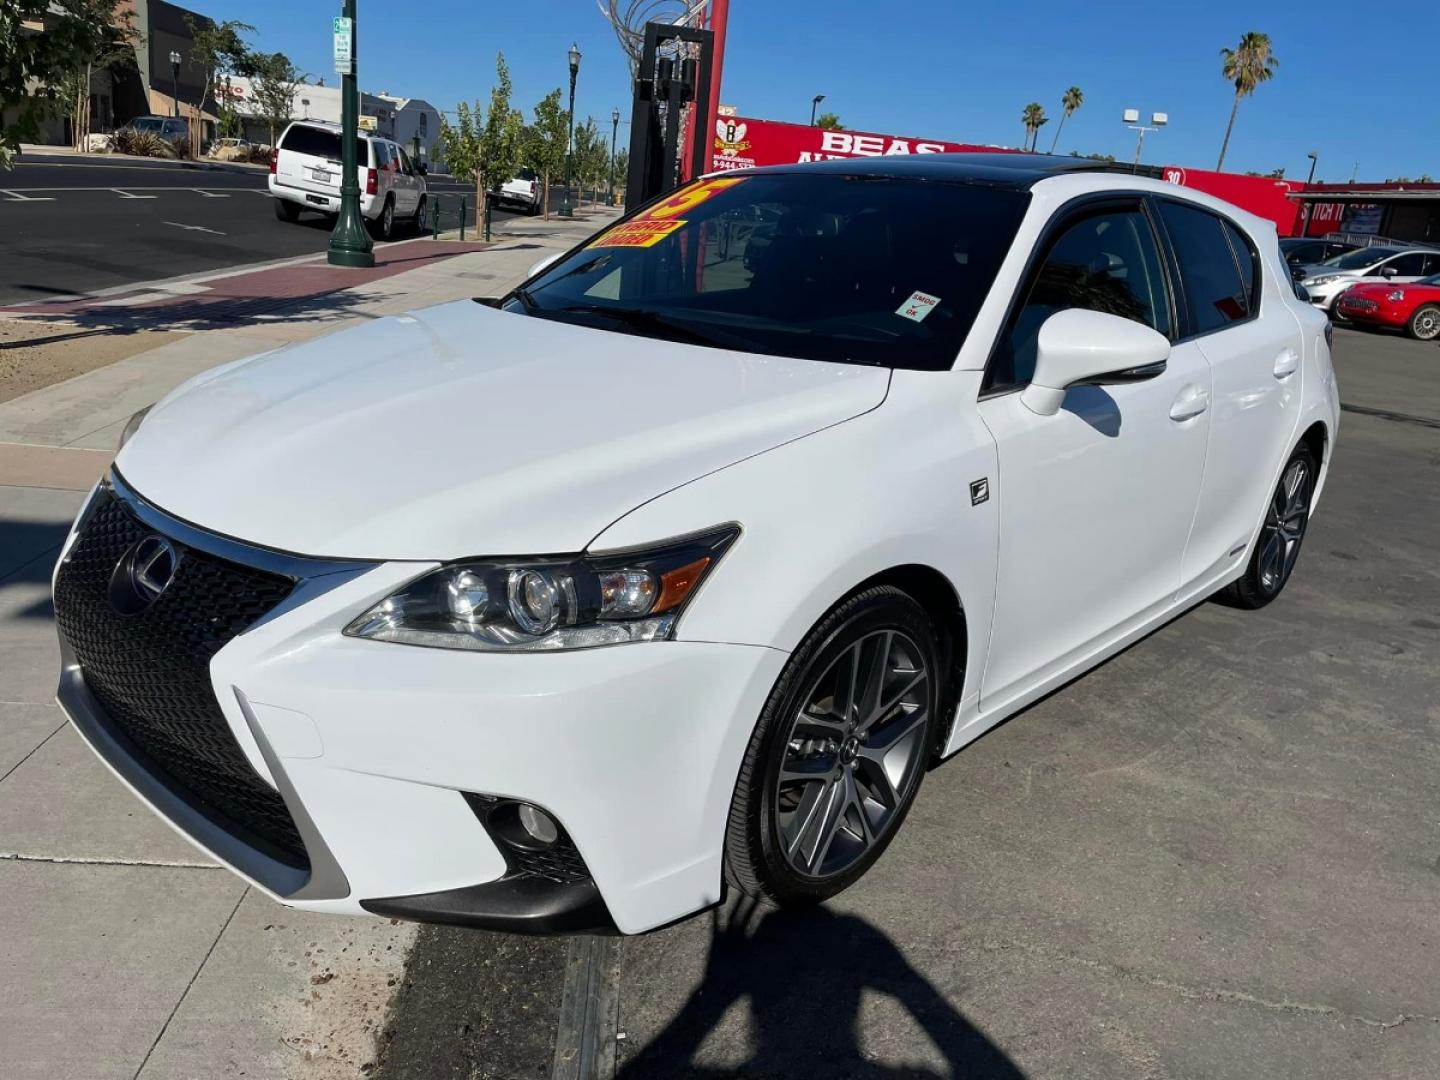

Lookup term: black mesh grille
[508,844,591,886]
[53,487,309,867]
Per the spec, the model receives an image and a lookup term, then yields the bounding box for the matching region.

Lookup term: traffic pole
[327,0,375,268]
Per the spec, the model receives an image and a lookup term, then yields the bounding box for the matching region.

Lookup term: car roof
[733,152,1169,190]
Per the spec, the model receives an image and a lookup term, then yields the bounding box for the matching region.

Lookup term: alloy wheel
[774,630,931,880]
[1413,306,1440,341]
[1258,458,1312,593]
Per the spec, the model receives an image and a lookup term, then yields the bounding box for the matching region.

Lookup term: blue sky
[201,0,1439,181]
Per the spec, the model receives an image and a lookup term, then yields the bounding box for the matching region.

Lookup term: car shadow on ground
[618,899,1023,1079]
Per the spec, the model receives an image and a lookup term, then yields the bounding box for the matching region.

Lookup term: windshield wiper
[551,304,735,348]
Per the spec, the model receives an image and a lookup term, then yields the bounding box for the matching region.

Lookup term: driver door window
[986,203,1172,393]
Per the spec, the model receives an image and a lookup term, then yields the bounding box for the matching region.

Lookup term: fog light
[517,803,559,846]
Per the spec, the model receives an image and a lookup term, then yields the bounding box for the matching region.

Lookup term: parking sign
[333,17,353,76]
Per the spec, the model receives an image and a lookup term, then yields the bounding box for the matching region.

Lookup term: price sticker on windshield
[590,176,748,249]
[896,290,941,322]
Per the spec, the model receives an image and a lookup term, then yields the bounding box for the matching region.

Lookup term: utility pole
[169,51,181,118]
[328,0,374,267]
[559,43,581,218]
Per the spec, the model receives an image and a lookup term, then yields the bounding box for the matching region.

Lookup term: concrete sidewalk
[0,208,616,1079]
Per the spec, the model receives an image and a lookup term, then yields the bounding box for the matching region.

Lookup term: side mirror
[1020,309,1171,417]
[527,253,562,279]
[1379,265,1399,278]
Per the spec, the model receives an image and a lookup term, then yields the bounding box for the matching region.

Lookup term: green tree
[613,146,629,203]
[1,0,140,163]
[573,115,609,204]
[1216,31,1278,171]
[521,88,568,218]
[1049,86,1083,154]
[474,52,521,220]
[1069,150,1116,163]
[439,53,522,222]
[57,0,140,150]
[815,111,843,130]
[250,51,301,147]
[185,16,253,139]
[1021,102,1047,152]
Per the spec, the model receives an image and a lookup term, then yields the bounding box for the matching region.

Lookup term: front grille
[1341,298,1377,311]
[53,487,309,867]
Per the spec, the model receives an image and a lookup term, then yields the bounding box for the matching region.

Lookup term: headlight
[1386,290,1406,302]
[345,525,739,652]
[1308,275,1339,286]
[117,405,152,451]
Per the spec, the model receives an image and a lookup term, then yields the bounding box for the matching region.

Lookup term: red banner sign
[711,116,1010,173]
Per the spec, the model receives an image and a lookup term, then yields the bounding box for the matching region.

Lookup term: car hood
[116,300,890,560]
[1300,264,1363,281]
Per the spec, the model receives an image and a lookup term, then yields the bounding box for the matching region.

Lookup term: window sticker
[589,176,747,249]
[896,290,941,322]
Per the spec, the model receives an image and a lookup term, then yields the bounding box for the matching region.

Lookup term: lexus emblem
[108,535,181,614]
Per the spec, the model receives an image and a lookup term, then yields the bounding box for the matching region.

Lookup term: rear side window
[1385,252,1429,277]
[1158,201,1252,335]
[1221,220,1259,314]
[987,203,1172,392]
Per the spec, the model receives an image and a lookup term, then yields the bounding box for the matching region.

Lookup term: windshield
[1322,247,1397,270]
[1420,274,1440,287]
[503,172,1030,370]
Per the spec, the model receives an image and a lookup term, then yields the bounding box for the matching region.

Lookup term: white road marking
[111,188,157,199]
[162,220,227,235]
[192,188,229,198]
[0,189,55,201]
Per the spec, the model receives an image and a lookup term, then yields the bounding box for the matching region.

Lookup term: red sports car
[1334,273,1440,340]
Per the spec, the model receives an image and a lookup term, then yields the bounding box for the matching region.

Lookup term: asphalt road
[0,154,539,305]
[375,328,1440,1080]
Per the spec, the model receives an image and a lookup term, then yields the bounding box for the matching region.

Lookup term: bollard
[484,195,492,242]
[431,195,440,240]
[459,195,466,242]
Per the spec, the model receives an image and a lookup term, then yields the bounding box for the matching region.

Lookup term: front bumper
[54,475,787,934]
[1301,280,1353,311]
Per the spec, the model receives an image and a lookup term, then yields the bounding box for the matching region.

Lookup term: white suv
[54,157,1338,935]
[268,121,427,240]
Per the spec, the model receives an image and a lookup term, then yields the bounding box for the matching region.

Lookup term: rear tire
[273,199,300,223]
[1221,443,1317,610]
[368,196,395,241]
[412,194,427,235]
[724,587,942,907]
[1407,304,1440,341]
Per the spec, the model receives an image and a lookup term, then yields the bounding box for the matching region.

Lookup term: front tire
[1407,304,1440,341]
[1222,444,1317,609]
[724,587,942,907]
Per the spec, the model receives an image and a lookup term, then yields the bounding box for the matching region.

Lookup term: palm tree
[1021,103,1048,152]
[1049,86,1083,154]
[1216,31,1279,171]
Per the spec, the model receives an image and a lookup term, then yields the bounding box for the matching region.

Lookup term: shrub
[167,136,191,160]
[112,128,174,158]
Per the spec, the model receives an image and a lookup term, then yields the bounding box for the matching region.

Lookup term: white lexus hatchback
[53,156,1339,935]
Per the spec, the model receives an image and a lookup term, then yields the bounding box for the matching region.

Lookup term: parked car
[1278,236,1358,279]
[1334,272,1440,340]
[1297,245,1440,312]
[53,156,1338,935]
[492,167,542,215]
[118,115,189,143]
[267,120,427,240]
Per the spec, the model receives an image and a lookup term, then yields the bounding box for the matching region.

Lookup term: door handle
[1273,348,1300,380]
[1169,383,1210,422]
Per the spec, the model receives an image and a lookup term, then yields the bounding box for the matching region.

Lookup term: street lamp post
[607,106,620,207]
[327,0,374,267]
[1123,107,1167,165]
[810,94,825,126]
[559,43,581,218]
[1300,151,1319,235]
[169,51,181,119]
